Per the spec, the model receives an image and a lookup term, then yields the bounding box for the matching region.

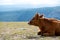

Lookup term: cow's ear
[35,13,39,19]
[40,14,44,18]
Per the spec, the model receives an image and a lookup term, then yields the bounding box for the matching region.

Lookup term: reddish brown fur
[28,13,60,36]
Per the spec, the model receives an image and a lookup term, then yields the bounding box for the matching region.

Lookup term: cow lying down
[28,13,60,36]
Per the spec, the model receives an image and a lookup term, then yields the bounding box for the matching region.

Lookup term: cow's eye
[32,18,35,20]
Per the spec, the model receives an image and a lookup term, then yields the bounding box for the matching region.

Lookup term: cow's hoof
[37,32,41,35]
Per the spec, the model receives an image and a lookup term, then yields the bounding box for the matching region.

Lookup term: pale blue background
[0,0,60,21]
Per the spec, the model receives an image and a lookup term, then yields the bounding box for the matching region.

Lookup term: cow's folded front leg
[42,33,50,36]
[42,32,55,36]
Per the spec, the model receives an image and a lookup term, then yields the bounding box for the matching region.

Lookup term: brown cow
[28,13,60,36]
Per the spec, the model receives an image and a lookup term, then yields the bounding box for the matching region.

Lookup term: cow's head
[28,13,44,26]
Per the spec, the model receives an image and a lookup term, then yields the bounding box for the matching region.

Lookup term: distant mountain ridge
[0,6,60,21]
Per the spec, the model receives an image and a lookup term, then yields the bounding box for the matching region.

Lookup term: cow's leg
[37,26,45,35]
[42,33,49,36]
[42,30,55,36]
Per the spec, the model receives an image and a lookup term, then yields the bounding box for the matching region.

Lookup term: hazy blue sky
[0,0,60,7]
[0,0,60,5]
